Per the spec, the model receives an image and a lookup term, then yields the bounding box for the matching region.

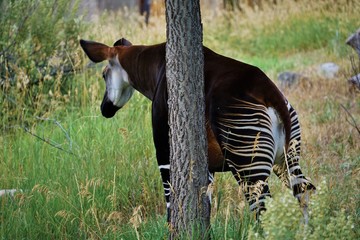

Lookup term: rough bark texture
[165,0,210,239]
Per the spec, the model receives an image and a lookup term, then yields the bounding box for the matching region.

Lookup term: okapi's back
[203,47,291,150]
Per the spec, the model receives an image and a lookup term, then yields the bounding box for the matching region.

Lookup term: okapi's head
[80,38,134,118]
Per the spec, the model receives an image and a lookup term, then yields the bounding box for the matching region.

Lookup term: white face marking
[105,56,134,107]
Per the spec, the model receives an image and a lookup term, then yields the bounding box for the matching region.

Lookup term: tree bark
[346,28,360,60]
[165,0,210,239]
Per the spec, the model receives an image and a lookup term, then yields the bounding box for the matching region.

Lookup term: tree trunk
[346,28,360,60]
[165,0,210,239]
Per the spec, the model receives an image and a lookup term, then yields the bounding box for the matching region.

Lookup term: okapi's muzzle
[100,93,121,118]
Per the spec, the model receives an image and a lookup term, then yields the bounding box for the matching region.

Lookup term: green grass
[1,0,360,239]
[1,94,164,239]
[203,0,359,74]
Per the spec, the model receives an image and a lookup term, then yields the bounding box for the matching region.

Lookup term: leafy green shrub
[0,0,85,128]
[248,180,356,240]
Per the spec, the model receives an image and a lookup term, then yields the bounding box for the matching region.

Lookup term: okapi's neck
[118,43,166,100]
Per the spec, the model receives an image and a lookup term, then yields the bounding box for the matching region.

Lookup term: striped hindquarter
[214,98,315,216]
[215,99,276,214]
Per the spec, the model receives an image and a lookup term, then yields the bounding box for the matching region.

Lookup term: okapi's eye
[102,66,108,80]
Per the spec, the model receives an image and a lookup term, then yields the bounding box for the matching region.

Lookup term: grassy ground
[1,0,359,239]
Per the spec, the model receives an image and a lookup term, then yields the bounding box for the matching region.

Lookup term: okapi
[79,38,316,222]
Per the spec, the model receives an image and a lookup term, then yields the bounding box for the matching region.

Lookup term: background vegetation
[1,0,359,239]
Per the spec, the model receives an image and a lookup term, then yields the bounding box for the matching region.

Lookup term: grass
[1,95,164,239]
[1,0,360,239]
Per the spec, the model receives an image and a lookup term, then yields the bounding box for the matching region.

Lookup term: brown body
[120,42,291,159]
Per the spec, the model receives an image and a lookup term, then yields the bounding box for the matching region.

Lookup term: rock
[0,189,22,198]
[348,73,360,91]
[346,28,360,59]
[278,71,303,88]
[318,62,340,79]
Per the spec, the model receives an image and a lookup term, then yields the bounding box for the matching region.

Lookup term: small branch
[23,126,76,156]
[20,117,77,156]
[340,104,360,135]
[35,117,73,150]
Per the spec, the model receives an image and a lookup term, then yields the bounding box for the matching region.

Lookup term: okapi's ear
[80,39,111,63]
[113,38,132,47]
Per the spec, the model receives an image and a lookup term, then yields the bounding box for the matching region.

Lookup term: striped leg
[152,87,173,222]
[152,78,215,222]
[158,164,171,222]
[153,130,171,222]
[215,98,276,217]
[153,102,215,222]
[208,172,215,205]
[158,166,214,222]
[273,102,316,222]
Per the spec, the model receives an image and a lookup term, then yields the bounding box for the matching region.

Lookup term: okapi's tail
[263,80,291,152]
